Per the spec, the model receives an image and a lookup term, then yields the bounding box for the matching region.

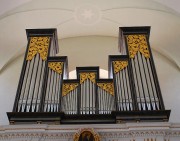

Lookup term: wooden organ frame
[7,27,170,124]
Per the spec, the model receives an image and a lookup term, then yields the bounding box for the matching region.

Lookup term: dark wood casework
[7,27,170,124]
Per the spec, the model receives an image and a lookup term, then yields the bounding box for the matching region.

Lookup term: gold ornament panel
[48,62,64,74]
[113,61,128,74]
[80,72,96,84]
[97,82,114,96]
[26,37,50,61]
[126,34,150,58]
[62,83,79,96]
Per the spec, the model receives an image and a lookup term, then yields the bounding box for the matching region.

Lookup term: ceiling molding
[0,8,74,21]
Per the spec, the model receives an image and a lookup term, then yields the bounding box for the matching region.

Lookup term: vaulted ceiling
[0,0,180,73]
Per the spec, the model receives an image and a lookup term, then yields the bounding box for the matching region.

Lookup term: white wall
[153,51,180,122]
[0,55,23,125]
[0,36,179,125]
[58,36,120,71]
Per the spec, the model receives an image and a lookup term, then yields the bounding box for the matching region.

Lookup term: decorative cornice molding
[1,123,180,140]
[0,130,180,139]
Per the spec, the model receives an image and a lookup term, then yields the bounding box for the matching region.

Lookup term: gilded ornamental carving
[97,82,114,95]
[62,83,79,96]
[74,128,100,141]
[113,61,128,73]
[80,72,96,84]
[126,34,150,58]
[48,62,64,74]
[26,37,50,61]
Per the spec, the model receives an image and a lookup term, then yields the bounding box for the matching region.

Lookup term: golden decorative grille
[80,72,96,84]
[113,61,128,74]
[48,62,64,74]
[126,34,150,58]
[62,83,79,96]
[26,37,50,61]
[97,82,114,95]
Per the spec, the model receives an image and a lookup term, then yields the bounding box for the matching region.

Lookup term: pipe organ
[7,27,170,124]
[118,27,164,111]
[13,29,59,113]
[110,56,135,112]
[97,79,115,114]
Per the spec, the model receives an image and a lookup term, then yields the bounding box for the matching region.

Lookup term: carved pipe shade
[48,62,64,74]
[26,37,50,61]
[126,35,150,58]
[113,61,128,74]
[62,83,79,96]
[80,72,96,84]
[97,82,114,96]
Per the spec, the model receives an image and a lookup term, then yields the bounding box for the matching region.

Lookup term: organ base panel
[7,110,170,124]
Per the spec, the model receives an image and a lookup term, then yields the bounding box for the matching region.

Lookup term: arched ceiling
[0,0,180,72]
